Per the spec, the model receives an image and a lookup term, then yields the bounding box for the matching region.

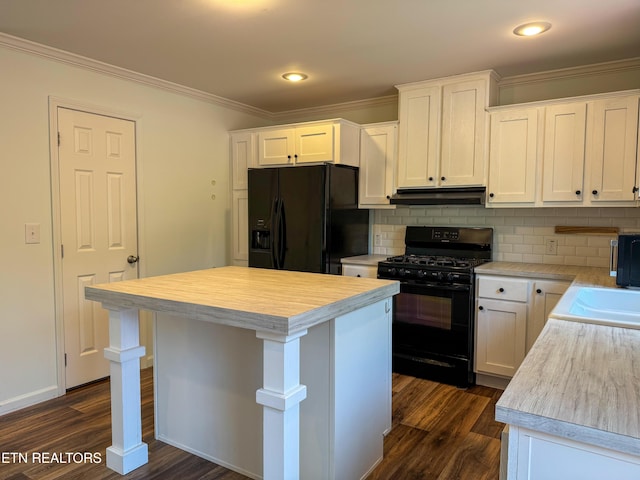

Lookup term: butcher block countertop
[485,261,640,455]
[85,266,399,335]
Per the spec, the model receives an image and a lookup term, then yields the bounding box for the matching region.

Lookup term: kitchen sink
[550,286,640,329]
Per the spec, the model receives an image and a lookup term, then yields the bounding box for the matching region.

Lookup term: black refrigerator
[248,164,369,275]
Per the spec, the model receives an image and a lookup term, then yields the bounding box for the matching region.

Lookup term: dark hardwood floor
[0,369,504,479]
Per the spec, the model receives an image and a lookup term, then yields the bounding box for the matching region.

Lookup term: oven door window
[394,282,471,332]
[396,291,452,330]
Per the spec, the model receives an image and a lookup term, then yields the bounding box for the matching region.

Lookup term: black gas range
[377,226,493,387]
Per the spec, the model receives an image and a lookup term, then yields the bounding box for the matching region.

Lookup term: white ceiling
[1,0,640,113]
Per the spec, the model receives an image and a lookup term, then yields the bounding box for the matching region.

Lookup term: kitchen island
[491,263,640,479]
[85,266,399,479]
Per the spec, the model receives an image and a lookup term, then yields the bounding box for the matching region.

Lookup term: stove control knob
[445,273,454,282]
[398,268,407,277]
[436,272,445,281]
[388,267,397,276]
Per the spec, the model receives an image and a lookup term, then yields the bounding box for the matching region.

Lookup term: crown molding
[498,57,640,87]
[2,32,639,122]
[270,94,398,122]
[0,32,272,119]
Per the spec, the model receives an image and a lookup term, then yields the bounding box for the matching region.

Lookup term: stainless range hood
[389,186,486,206]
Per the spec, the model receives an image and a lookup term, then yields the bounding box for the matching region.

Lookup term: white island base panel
[154,299,392,479]
[506,426,640,480]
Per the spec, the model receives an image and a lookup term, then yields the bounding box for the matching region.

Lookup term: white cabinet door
[528,280,569,352]
[476,298,527,378]
[230,132,255,190]
[257,128,295,166]
[440,79,487,186]
[542,103,587,202]
[231,190,248,264]
[397,85,441,188]
[487,108,539,204]
[587,95,639,203]
[359,122,397,207]
[342,264,378,278]
[294,123,334,164]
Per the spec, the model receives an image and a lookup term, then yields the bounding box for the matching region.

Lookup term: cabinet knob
[489,192,495,198]
[592,189,598,195]
[428,176,434,181]
[575,190,581,195]
[294,154,298,159]
[287,155,292,159]
[536,288,542,294]
[441,176,446,181]
[386,195,391,200]
[478,306,484,311]
[633,186,639,194]
[356,274,361,277]
[499,287,505,293]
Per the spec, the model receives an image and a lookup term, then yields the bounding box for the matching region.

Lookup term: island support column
[103,306,148,474]
[256,330,308,480]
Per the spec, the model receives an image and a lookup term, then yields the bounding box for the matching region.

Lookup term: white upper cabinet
[487,90,640,208]
[487,107,539,205]
[440,79,490,186]
[542,102,587,202]
[586,95,639,203]
[257,128,296,165]
[359,122,397,208]
[256,119,360,167]
[397,85,441,187]
[396,71,498,189]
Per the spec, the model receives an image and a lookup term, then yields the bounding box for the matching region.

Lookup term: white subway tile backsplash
[373,205,640,267]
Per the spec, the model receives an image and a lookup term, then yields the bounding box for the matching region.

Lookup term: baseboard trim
[0,385,59,416]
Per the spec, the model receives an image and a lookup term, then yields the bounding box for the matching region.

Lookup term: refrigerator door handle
[270,197,279,269]
[279,199,286,268]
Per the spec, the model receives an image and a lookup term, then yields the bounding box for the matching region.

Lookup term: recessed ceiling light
[282,72,308,82]
[513,22,552,37]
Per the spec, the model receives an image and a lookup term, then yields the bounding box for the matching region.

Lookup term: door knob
[127,255,139,264]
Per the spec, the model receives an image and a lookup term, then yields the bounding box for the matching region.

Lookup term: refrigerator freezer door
[278,166,327,273]
[248,168,279,269]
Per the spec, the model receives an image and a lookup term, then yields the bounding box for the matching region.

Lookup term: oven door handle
[401,282,471,292]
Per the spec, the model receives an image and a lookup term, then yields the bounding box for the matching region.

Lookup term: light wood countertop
[496,318,640,456]
[340,254,389,266]
[85,266,399,335]
[474,261,617,287]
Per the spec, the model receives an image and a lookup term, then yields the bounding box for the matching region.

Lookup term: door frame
[48,96,148,394]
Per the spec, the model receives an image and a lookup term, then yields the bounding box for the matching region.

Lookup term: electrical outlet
[545,239,557,255]
[374,234,382,246]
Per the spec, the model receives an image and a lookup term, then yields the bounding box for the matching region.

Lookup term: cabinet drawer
[478,277,529,302]
[342,264,377,278]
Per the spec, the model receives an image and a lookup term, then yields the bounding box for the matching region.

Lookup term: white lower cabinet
[476,274,568,382]
[506,426,640,480]
[342,264,377,278]
[528,280,569,352]
[476,293,527,378]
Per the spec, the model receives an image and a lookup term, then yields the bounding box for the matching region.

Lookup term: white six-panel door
[58,108,138,388]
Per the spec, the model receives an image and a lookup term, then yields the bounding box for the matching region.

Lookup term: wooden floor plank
[0,368,504,479]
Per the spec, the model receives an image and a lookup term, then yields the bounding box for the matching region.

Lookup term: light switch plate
[25,223,41,244]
